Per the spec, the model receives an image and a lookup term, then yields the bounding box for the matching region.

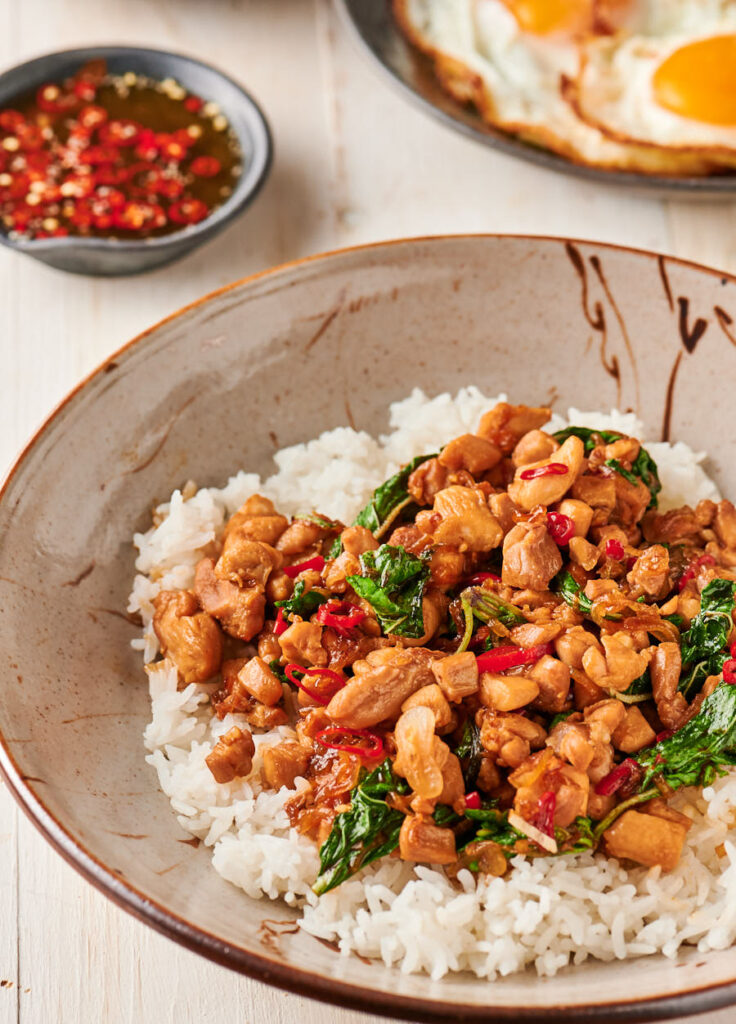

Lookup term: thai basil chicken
[151,402,736,894]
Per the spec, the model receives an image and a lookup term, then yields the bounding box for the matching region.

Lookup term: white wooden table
[2,2,736,1021]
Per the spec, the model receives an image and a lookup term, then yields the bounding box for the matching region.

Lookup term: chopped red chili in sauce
[0,60,241,240]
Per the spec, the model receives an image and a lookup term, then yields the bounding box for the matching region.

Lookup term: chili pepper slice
[83,145,121,166]
[605,538,625,560]
[72,78,97,103]
[678,552,716,592]
[184,95,204,113]
[475,643,552,674]
[36,83,77,114]
[316,600,366,635]
[465,572,501,586]
[113,199,166,231]
[532,791,556,837]
[274,607,289,636]
[547,512,575,545]
[98,119,141,147]
[155,133,189,161]
[15,124,45,151]
[190,155,221,177]
[284,663,345,705]
[519,462,569,481]
[464,791,481,810]
[0,110,26,132]
[723,659,736,685]
[315,726,384,759]
[167,197,209,225]
[283,555,325,579]
[595,758,642,797]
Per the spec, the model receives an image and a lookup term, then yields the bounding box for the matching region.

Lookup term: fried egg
[394,0,732,174]
[571,2,736,154]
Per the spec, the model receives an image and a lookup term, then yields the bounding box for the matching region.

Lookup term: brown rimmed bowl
[2,235,736,1022]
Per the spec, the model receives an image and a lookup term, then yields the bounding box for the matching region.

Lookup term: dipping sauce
[0,59,242,241]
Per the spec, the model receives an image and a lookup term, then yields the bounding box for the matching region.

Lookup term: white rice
[130,387,733,980]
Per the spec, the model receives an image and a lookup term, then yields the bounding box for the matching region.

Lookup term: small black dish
[336,0,736,200]
[0,46,272,276]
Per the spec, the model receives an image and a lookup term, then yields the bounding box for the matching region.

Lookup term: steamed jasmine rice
[130,387,736,980]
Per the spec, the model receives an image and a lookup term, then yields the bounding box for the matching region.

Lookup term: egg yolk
[501,0,593,35]
[653,36,736,127]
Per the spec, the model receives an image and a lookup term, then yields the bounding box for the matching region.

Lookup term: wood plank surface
[1,2,736,1022]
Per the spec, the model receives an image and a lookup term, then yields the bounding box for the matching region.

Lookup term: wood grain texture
[1,1,736,1022]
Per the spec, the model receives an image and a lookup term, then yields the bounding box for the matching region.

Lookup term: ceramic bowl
[335,0,736,199]
[2,236,736,1022]
[0,46,272,276]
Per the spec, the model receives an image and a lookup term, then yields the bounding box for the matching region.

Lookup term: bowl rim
[2,233,736,1022]
[333,0,736,198]
[0,43,272,256]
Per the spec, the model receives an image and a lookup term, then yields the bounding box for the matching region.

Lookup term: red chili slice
[167,197,209,225]
[465,572,501,586]
[155,133,189,161]
[77,105,108,130]
[519,462,569,481]
[316,600,366,635]
[678,552,715,592]
[83,145,121,166]
[36,83,76,113]
[190,155,221,177]
[60,174,96,199]
[98,119,141,147]
[15,124,45,151]
[605,538,625,560]
[547,512,575,546]
[464,791,481,810]
[283,555,325,579]
[315,726,384,759]
[184,95,204,113]
[274,607,289,636]
[532,791,557,837]
[113,199,166,231]
[284,663,345,705]
[476,643,552,674]
[0,110,26,132]
[595,758,642,797]
[723,659,736,685]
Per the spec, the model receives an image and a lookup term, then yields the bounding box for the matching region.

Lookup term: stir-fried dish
[152,402,736,895]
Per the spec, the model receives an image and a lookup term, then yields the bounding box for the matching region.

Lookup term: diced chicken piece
[650,641,688,730]
[394,706,449,800]
[262,741,310,791]
[643,505,702,546]
[714,500,736,551]
[573,671,607,709]
[387,523,433,555]
[323,550,361,591]
[407,457,450,506]
[205,726,255,784]
[507,436,584,511]
[479,673,539,711]
[476,403,551,454]
[488,491,519,534]
[604,808,688,871]
[340,525,379,556]
[438,433,502,475]
[276,520,325,556]
[478,709,547,768]
[279,621,327,667]
[326,647,436,728]
[429,545,466,588]
[528,655,571,713]
[571,475,616,513]
[556,498,594,538]
[216,536,281,588]
[583,699,626,742]
[511,429,558,468]
[510,622,563,647]
[194,557,265,642]
[509,749,589,828]
[399,814,457,865]
[244,703,289,730]
[547,718,595,772]
[258,631,283,663]
[237,656,284,707]
[401,683,453,730]
[223,495,285,542]
[431,651,478,702]
[152,589,222,684]
[582,633,651,693]
[612,474,651,528]
[211,658,249,718]
[612,705,656,753]
[476,756,501,793]
[587,791,616,821]
[555,626,603,670]
[502,522,562,590]
[425,486,503,552]
[569,536,599,570]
